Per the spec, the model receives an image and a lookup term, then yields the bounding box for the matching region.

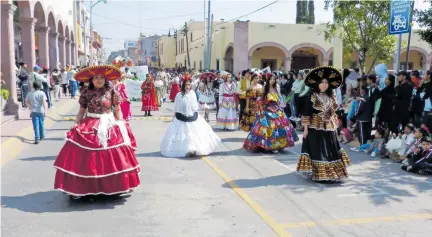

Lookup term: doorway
[261,59,277,71]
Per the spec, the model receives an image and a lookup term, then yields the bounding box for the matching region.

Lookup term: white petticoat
[160,115,222,157]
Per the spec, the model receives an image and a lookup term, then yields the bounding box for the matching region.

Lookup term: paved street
[1,101,432,237]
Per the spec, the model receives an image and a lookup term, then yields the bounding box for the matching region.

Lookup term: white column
[20,17,37,69]
[1,3,20,116]
[65,39,71,66]
[49,31,58,70]
[58,36,66,68]
[35,26,50,68]
[323,57,330,66]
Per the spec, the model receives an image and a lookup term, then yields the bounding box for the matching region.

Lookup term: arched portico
[248,42,289,71]
[223,42,234,72]
[392,46,430,70]
[287,43,327,70]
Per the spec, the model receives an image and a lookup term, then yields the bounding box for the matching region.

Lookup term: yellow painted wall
[251,46,285,69]
[157,36,176,68]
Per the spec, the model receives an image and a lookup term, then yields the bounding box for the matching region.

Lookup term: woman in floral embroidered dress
[216,74,238,130]
[53,65,140,199]
[244,74,298,153]
[112,78,132,121]
[297,66,351,181]
[141,74,159,116]
[239,74,263,132]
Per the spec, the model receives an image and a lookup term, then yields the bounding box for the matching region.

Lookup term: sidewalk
[0,98,79,167]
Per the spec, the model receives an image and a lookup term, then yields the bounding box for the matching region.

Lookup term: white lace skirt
[160,115,221,157]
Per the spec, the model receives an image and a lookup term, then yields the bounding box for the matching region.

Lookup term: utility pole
[89,0,93,65]
[203,0,206,69]
[405,1,415,70]
[208,14,214,67]
[205,0,211,70]
[183,22,191,69]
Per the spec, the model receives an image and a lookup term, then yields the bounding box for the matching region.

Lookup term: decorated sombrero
[304,66,343,89]
[181,73,192,83]
[74,65,122,82]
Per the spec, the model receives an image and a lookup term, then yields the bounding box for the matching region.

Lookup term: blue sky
[88,0,430,53]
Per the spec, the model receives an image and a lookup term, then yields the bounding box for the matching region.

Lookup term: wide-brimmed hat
[74,65,122,82]
[305,66,343,89]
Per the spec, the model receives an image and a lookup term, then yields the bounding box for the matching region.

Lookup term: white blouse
[174,90,199,117]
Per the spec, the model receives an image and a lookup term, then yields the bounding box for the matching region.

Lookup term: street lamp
[89,0,107,64]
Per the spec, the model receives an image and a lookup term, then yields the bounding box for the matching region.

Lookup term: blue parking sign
[389,0,413,35]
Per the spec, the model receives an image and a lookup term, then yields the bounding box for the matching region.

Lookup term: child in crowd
[383,124,415,161]
[25,81,47,144]
[401,136,432,175]
[398,127,429,163]
[350,128,385,157]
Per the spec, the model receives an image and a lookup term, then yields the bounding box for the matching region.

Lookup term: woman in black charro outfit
[297,67,351,181]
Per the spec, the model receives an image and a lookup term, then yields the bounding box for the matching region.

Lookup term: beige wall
[169,21,430,72]
[157,36,176,68]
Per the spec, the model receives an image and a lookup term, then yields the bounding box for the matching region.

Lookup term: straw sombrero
[74,65,122,82]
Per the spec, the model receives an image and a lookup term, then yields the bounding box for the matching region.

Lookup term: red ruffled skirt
[169,83,180,101]
[54,117,140,196]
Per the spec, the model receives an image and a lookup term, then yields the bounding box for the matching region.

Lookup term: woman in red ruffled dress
[169,73,181,102]
[113,78,132,121]
[54,65,140,200]
[141,74,159,116]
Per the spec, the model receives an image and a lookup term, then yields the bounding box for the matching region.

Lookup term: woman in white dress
[160,77,221,158]
[217,74,238,130]
[197,76,216,122]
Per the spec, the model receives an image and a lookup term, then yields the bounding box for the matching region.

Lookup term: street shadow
[1,135,34,144]
[56,113,77,117]
[19,155,57,161]
[1,190,128,214]
[221,137,245,143]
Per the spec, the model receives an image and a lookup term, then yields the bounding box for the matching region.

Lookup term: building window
[216,59,220,70]
[190,32,193,42]
[194,61,196,69]
[200,60,202,70]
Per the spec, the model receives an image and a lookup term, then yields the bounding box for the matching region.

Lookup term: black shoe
[40,136,45,140]
[34,140,39,144]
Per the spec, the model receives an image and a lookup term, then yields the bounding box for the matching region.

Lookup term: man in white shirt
[29,66,48,92]
[60,69,69,96]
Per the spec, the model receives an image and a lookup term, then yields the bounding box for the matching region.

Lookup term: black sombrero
[304,66,343,89]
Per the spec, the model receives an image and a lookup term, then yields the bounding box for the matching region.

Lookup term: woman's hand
[303,129,308,139]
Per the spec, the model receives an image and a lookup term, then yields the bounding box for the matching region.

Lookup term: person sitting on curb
[401,136,432,175]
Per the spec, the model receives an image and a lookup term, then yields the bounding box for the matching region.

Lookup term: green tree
[324,1,397,74]
[308,0,315,24]
[415,0,432,48]
[296,0,315,24]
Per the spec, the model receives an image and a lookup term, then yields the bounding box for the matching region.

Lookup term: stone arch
[248,42,289,57]
[224,42,234,55]
[65,25,70,39]
[33,1,46,27]
[17,0,34,18]
[392,46,430,70]
[57,16,64,37]
[326,48,333,59]
[47,10,56,32]
[70,30,75,43]
[224,42,234,72]
[287,43,327,59]
[393,46,429,59]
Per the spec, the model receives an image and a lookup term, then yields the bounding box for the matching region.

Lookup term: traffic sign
[389,0,413,35]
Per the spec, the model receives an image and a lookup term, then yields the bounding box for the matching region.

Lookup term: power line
[91,13,167,31]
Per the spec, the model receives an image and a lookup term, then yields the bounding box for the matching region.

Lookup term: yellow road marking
[1,101,77,167]
[201,156,292,237]
[280,213,432,229]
